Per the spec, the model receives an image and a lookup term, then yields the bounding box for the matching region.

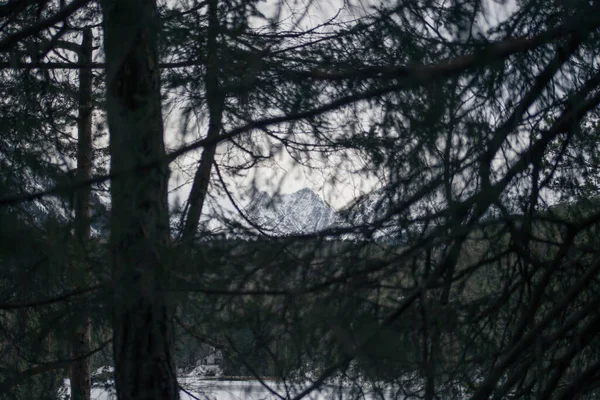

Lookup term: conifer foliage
[1,0,600,399]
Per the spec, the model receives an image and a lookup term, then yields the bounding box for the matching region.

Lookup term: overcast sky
[164,0,382,212]
[163,0,521,214]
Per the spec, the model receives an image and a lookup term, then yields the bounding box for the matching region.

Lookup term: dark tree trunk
[70,26,93,400]
[101,1,178,399]
[180,0,223,242]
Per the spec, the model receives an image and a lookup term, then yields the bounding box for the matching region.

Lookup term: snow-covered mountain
[243,187,422,242]
[245,188,341,235]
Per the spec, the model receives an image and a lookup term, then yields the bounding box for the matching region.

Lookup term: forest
[1,0,600,399]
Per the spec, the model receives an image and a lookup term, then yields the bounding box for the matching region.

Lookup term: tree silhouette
[1,1,600,399]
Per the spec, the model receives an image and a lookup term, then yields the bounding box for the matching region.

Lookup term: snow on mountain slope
[245,188,341,235]
[243,186,426,243]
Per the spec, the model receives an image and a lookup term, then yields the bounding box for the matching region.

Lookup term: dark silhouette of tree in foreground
[2,0,600,399]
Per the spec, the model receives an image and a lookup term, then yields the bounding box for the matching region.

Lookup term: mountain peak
[294,187,319,197]
[246,188,338,235]
[242,187,408,242]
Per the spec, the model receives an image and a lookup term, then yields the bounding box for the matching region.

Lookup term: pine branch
[0,0,91,53]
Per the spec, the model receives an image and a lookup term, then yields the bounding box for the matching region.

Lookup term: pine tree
[2,1,600,399]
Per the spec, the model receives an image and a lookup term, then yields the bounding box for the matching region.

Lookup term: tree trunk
[101,1,178,399]
[180,0,223,242]
[70,26,93,400]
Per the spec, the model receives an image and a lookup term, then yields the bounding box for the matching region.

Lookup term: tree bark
[70,26,93,400]
[101,1,178,399]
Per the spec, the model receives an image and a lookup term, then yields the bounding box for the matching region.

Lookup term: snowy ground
[59,367,432,399]
[64,377,401,400]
